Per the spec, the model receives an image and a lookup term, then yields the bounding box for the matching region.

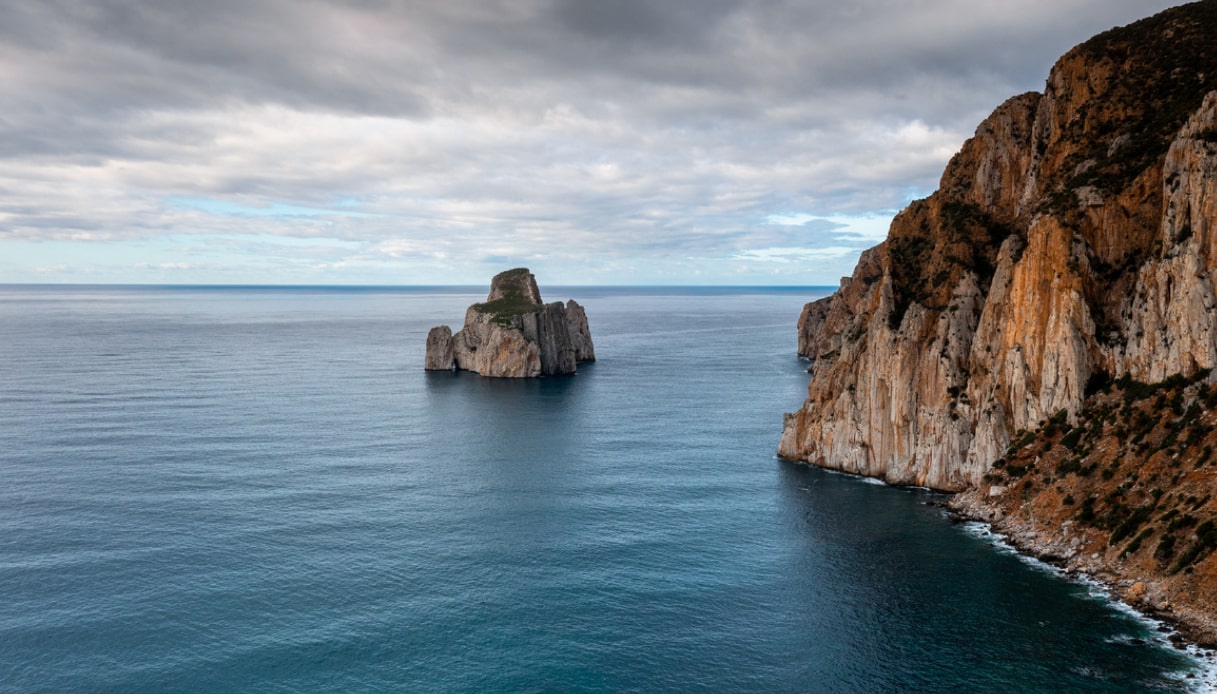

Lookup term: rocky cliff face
[424,268,595,378]
[781,1,1217,492]
[424,326,455,371]
[566,300,596,363]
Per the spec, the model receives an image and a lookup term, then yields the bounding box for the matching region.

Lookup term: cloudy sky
[0,0,1180,285]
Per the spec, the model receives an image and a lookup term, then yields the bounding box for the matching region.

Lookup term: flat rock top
[474,268,546,325]
[485,268,542,304]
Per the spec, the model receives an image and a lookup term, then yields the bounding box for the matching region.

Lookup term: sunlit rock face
[781,3,1217,491]
[425,268,595,378]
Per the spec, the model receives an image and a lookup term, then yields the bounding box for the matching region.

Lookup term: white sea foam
[797,463,890,486]
[960,520,1217,692]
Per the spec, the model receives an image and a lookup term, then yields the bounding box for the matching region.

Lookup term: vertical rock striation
[780,2,1217,491]
[566,300,596,363]
[424,268,595,378]
[424,326,455,371]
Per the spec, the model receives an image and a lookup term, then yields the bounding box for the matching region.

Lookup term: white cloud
[766,213,819,227]
[733,246,861,264]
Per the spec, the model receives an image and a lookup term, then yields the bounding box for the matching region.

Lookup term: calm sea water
[0,285,1209,692]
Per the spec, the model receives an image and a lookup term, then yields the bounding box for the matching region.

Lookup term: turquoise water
[0,285,1205,691]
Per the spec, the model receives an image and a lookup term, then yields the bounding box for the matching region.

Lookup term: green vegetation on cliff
[473,267,543,326]
[984,370,1217,577]
[1060,0,1217,209]
[473,296,542,325]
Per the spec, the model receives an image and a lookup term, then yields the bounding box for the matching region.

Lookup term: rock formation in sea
[780,1,1217,644]
[424,268,595,377]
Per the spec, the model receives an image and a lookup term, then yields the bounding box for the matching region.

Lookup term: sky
[0,0,1183,285]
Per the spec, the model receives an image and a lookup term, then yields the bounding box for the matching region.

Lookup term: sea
[1,284,1213,692]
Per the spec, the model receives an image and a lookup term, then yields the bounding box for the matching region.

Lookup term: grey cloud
[4,0,1175,122]
[549,0,732,44]
[0,0,1186,283]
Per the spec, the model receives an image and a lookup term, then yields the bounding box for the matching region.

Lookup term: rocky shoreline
[949,488,1217,653]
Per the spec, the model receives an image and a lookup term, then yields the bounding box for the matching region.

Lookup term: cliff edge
[779,1,1217,644]
[425,268,595,378]
[781,1,1217,490]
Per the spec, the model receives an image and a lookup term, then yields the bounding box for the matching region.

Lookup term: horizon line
[0,282,839,289]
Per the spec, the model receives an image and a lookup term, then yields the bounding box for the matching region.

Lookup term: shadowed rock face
[566,300,595,363]
[424,268,595,377]
[424,326,454,371]
[781,1,1217,491]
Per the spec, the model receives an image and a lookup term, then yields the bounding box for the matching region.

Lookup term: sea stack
[425,268,595,377]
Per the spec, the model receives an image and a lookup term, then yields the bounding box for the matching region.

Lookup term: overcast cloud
[0,0,1181,284]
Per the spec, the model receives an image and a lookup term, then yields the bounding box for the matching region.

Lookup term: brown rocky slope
[952,372,1217,646]
[779,1,1217,643]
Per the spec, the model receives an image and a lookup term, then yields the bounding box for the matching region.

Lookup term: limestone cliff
[781,1,1217,492]
[780,0,1217,645]
[424,268,595,377]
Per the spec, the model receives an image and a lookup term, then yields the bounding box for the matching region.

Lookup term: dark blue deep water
[0,285,1211,692]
